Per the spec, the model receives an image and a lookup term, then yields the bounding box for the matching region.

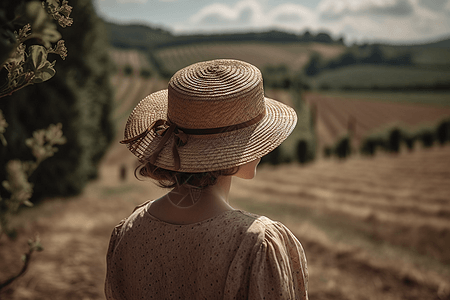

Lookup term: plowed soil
[305,92,450,150]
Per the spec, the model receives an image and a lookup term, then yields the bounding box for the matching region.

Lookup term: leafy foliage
[0,0,72,291]
[436,118,450,145]
[0,0,72,234]
[0,0,114,199]
[0,0,71,98]
[358,118,450,157]
[107,24,343,51]
[262,65,291,89]
[260,89,316,165]
[0,123,66,238]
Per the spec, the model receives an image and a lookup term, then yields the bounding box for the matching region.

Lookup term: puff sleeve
[105,219,126,300]
[248,221,308,300]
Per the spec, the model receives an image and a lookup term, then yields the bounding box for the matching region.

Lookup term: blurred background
[0,0,449,299]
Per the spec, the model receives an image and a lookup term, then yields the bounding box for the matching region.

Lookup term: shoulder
[110,200,153,235]
[238,211,296,238]
[231,211,302,251]
[223,212,309,299]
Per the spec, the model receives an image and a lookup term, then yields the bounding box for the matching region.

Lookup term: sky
[94,0,450,44]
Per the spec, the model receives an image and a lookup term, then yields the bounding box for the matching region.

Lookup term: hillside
[309,65,450,90]
[106,22,344,50]
[1,48,450,300]
[105,22,175,50]
[106,22,450,51]
[153,41,347,76]
[305,92,450,151]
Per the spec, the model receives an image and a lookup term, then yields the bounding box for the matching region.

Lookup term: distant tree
[325,51,358,70]
[403,133,415,151]
[123,65,133,76]
[360,138,377,156]
[416,127,435,148]
[339,52,358,67]
[296,140,308,164]
[334,135,351,159]
[315,32,333,44]
[302,30,313,42]
[260,145,281,165]
[389,52,412,66]
[262,64,290,88]
[387,127,402,153]
[304,53,321,77]
[361,45,385,64]
[436,119,450,145]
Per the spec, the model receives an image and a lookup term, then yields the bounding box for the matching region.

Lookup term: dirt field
[1,133,449,299]
[305,92,450,151]
[1,50,449,299]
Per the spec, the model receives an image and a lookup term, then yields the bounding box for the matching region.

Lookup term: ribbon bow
[120,119,188,170]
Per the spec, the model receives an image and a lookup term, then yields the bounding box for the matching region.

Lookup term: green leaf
[32,60,56,83]
[25,46,56,83]
[25,2,49,31]
[41,27,62,46]
[27,45,48,70]
[25,1,62,47]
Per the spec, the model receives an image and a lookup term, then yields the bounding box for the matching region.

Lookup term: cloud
[318,0,415,20]
[446,0,450,12]
[189,0,265,25]
[116,0,147,3]
[186,0,314,32]
[417,0,449,12]
[314,0,450,43]
[175,0,450,44]
[268,3,314,23]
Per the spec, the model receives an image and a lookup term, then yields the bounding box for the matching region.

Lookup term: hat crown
[167,59,265,129]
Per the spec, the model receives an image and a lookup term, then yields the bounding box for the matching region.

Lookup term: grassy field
[320,90,450,107]
[309,65,450,90]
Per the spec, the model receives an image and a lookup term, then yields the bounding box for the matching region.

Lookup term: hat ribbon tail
[148,123,187,170]
[119,120,187,170]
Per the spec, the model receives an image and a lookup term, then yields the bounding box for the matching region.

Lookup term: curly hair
[136,161,239,189]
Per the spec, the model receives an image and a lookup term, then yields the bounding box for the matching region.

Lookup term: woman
[105,59,308,299]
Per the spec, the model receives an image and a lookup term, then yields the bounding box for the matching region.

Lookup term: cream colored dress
[105,201,308,300]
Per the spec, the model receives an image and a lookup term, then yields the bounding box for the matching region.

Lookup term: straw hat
[120,59,297,172]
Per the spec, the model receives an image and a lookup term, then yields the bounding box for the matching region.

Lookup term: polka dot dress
[105,201,308,300]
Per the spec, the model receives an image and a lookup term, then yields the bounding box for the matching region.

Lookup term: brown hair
[136,161,239,189]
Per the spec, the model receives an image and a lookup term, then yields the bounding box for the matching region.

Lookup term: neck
[209,175,232,204]
[168,176,232,208]
[147,176,234,225]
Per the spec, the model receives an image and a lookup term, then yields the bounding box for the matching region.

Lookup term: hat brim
[124,89,297,172]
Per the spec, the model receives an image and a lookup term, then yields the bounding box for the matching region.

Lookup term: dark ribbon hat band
[120,111,265,170]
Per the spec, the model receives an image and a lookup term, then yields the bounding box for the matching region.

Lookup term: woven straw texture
[123,59,297,172]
